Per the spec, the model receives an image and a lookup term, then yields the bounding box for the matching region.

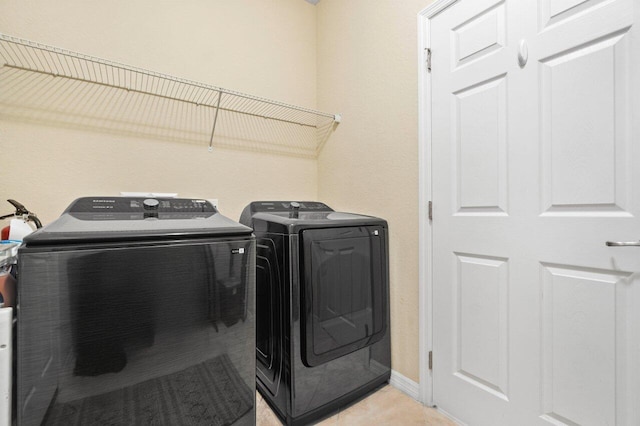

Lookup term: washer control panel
[66,197,217,220]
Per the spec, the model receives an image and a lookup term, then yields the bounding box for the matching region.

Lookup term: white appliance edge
[0,307,12,426]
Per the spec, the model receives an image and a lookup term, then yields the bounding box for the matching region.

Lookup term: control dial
[290,201,300,219]
[143,198,160,210]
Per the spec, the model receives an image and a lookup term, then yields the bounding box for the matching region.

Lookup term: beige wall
[1,0,433,385]
[317,0,433,382]
[0,0,318,223]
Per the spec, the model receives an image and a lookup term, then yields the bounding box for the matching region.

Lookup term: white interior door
[429,0,640,424]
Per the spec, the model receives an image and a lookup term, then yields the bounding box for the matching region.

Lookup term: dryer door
[255,237,283,395]
[300,226,387,367]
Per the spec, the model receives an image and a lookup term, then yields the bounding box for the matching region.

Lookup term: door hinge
[429,351,433,370]
[428,201,433,221]
[425,48,432,73]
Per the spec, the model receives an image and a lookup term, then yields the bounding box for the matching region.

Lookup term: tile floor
[256,385,457,425]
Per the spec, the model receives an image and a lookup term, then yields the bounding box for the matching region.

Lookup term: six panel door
[430,0,639,424]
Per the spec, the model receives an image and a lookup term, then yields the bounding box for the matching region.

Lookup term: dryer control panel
[248,201,333,212]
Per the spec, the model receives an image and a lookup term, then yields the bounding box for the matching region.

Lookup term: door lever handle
[606,241,640,247]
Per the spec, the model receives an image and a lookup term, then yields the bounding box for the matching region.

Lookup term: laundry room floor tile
[256,391,283,426]
[256,385,456,425]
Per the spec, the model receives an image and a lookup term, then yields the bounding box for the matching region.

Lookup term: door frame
[417,0,458,407]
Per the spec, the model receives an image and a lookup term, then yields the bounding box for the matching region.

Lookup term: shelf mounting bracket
[208,91,223,152]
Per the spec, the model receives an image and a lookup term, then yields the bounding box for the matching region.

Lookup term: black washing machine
[16,197,255,426]
[240,201,390,425]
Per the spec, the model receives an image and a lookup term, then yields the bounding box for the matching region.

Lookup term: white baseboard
[390,369,421,402]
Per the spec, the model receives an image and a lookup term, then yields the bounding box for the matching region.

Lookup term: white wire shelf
[0,33,340,158]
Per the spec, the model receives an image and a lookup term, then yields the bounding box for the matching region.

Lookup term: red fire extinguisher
[1,199,42,308]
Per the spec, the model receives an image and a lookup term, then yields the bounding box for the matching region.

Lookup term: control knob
[143,199,160,210]
[290,201,300,219]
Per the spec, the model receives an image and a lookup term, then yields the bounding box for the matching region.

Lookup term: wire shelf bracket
[0,33,340,158]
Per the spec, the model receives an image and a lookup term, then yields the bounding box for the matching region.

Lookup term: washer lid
[24,197,252,245]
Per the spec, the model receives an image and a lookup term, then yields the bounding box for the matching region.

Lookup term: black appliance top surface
[240,201,386,231]
[245,201,334,213]
[24,197,252,245]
